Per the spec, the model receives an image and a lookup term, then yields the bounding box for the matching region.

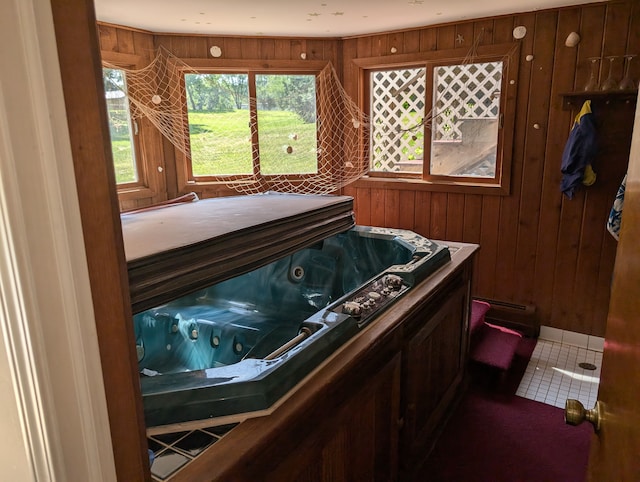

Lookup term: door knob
[564,399,602,432]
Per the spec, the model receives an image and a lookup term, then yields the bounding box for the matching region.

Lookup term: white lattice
[370,68,426,172]
[432,61,502,142]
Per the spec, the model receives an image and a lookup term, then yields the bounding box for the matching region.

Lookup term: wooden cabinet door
[248,353,402,482]
[400,281,468,471]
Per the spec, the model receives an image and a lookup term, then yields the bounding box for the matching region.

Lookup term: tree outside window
[184,72,318,178]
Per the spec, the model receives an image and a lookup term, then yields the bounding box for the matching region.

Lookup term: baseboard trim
[473,297,539,338]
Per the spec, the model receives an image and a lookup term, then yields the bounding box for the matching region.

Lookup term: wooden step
[470,323,522,371]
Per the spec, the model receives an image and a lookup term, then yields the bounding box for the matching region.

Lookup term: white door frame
[0,0,116,480]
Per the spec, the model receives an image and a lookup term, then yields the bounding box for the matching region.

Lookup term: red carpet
[416,337,592,482]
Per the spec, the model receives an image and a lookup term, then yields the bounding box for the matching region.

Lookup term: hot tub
[122,194,450,428]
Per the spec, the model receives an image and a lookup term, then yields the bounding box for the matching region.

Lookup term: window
[183,71,318,180]
[370,67,426,174]
[185,73,253,176]
[428,60,502,179]
[102,67,140,184]
[363,44,518,193]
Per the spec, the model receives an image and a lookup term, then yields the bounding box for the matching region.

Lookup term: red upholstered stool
[470,300,491,336]
[469,300,522,371]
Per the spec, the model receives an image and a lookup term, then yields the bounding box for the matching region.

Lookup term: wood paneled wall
[343,1,638,336]
[98,1,637,336]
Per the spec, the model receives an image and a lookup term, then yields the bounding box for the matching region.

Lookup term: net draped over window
[103,47,370,195]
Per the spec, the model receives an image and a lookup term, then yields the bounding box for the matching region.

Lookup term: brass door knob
[564,399,602,432]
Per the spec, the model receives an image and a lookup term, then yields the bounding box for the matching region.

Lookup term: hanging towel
[607,174,626,241]
[560,100,597,199]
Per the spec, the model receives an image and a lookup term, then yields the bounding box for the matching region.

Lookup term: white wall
[0,0,116,480]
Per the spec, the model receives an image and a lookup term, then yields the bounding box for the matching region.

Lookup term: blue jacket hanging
[560,100,597,199]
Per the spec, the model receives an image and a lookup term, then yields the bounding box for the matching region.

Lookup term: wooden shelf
[561,89,638,110]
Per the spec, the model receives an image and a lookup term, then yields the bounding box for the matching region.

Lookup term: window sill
[350,176,509,196]
[117,186,156,201]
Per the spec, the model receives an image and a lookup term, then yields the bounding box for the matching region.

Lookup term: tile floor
[148,423,238,481]
[516,338,603,410]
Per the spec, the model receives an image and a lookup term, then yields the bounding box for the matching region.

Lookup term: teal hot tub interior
[135,225,450,428]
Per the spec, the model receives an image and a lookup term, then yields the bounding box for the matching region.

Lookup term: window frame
[367,65,427,179]
[355,43,520,195]
[101,51,157,201]
[174,59,331,191]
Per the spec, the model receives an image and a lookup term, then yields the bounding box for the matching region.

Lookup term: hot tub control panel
[337,273,409,325]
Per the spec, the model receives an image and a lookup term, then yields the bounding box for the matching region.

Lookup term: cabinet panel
[259,353,401,482]
[400,281,468,471]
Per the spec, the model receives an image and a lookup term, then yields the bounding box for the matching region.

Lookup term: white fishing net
[103,46,369,195]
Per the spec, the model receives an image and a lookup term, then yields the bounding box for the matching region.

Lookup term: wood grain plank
[325,40,340,72]
[119,199,138,211]
[445,193,464,241]
[601,1,634,80]
[573,6,607,90]
[116,27,135,54]
[370,187,386,226]
[473,19,494,46]
[463,194,483,293]
[341,39,358,101]
[545,8,586,330]
[307,39,327,61]
[240,38,260,58]
[551,5,626,332]
[169,36,191,57]
[462,194,482,244]
[504,13,536,305]
[273,39,291,60]
[259,38,276,60]
[357,36,373,58]
[454,22,474,50]
[403,30,421,54]
[419,27,437,51]
[526,10,568,327]
[476,195,500,299]
[290,39,306,61]
[384,189,400,228]
[355,187,372,225]
[98,24,118,52]
[222,37,242,59]
[398,190,416,230]
[626,2,640,81]
[414,191,432,237]
[436,25,456,50]
[132,30,154,64]
[497,10,557,303]
[188,36,209,58]
[492,16,515,44]
[153,35,170,52]
[371,35,389,57]
[429,192,448,240]
[387,32,403,56]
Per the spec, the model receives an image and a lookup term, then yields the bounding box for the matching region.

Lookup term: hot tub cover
[122,192,355,313]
